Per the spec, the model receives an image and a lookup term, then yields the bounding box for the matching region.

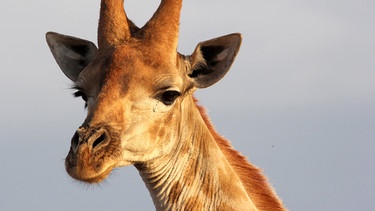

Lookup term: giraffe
[46,0,286,210]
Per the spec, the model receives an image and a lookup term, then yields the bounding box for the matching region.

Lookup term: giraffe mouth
[65,149,116,183]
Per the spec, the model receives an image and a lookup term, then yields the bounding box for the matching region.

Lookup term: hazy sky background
[1,0,374,210]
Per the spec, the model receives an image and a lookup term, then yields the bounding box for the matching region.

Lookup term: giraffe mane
[195,99,285,211]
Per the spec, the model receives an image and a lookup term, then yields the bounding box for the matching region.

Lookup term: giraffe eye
[160,90,181,106]
[74,91,88,102]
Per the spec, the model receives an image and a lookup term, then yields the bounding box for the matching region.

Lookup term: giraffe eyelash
[73,90,87,101]
[72,87,88,108]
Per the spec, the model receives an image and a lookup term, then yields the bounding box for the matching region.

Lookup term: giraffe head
[46,0,241,183]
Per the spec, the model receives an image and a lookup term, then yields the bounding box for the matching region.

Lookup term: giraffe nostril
[71,131,79,153]
[93,133,107,149]
[70,127,110,153]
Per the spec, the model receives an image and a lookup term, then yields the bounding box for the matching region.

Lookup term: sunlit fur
[196,101,285,210]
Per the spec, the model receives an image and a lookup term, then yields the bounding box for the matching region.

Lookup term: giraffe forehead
[102,45,184,90]
[103,45,163,72]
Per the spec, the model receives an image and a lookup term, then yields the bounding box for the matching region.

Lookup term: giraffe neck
[136,98,258,210]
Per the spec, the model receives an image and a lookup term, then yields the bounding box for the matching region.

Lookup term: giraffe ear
[188,33,242,88]
[46,32,98,82]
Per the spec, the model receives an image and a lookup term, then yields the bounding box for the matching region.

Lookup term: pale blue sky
[0,0,374,210]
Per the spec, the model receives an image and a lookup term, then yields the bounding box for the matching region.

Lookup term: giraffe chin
[68,166,114,184]
[65,151,116,184]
